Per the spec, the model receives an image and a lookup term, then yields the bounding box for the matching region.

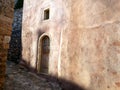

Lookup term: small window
[44,9,49,20]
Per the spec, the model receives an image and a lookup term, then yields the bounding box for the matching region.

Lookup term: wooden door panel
[40,36,50,74]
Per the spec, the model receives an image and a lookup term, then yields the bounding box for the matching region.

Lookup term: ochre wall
[0,0,14,89]
[22,0,70,75]
[60,0,120,90]
[22,0,120,90]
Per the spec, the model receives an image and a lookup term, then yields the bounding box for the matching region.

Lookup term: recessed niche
[44,9,49,20]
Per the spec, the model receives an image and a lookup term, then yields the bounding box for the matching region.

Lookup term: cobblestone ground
[5,61,62,90]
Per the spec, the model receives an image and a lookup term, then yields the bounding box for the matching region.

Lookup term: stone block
[0,78,5,89]
[3,43,9,49]
[3,36,11,44]
[0,65,5,75]
[0,44,3,49]
[0,36,4,44]
[0,30,11,36]
[0,15,13,24]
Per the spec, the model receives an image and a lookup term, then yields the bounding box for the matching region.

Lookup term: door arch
[37,35,50,74]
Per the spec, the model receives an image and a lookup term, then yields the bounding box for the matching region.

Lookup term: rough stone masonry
[7,8,23,63]
[0,0,14,89]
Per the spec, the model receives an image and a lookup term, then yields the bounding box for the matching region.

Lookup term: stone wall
[60,0,120,90]
[8,8,22,63]
[0,0,14,89]
[22,0,120,90]
[22,0,64,74]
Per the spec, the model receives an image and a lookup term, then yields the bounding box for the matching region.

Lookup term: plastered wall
[22,0,120,90]
[60,0,120,90]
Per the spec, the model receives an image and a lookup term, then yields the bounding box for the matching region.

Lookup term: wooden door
[40,36,50,74]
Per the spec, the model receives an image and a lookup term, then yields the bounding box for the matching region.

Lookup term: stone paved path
[5,61,61,90]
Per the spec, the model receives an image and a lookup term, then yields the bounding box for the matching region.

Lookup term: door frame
[37,33,50,74]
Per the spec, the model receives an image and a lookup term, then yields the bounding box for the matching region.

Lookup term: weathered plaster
[22,0,120,90]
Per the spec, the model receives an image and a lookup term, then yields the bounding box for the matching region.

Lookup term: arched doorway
[38,35,50,74]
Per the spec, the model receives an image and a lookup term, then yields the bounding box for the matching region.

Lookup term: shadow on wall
[16,28,86,90]
[20,59,86,90]
[54,77,86,90]
[44,75,86,90]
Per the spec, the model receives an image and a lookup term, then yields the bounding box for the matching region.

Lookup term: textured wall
[22,0,70,75]
[60,0,120,90]
[0,0,14,89]
[22,0,120,90]
[8,8,22,63]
